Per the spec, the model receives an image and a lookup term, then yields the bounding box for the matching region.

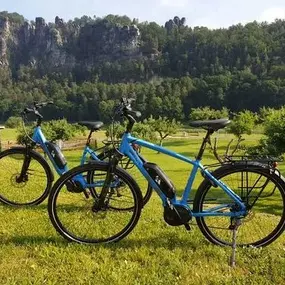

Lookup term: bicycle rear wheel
[0,147,53,206]
[48,162,143,244]
[193,164,285,247]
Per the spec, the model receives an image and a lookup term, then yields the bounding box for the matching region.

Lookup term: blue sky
[1,0,285,28]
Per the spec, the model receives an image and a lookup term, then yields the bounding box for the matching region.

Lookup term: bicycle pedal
[184,223,191,231]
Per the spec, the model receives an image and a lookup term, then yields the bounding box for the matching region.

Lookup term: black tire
[193,163,285,247]
[48,162,143,244]
[94,149,152,207]
[0,147,53,206]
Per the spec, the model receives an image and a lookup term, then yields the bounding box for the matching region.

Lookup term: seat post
[86,130,93,146]
[196,129,214,160]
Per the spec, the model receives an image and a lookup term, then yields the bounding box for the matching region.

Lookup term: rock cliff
[0,14,142,74]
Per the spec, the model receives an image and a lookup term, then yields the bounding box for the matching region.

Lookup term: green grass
[0,128,18,142]
[0,134,285,284]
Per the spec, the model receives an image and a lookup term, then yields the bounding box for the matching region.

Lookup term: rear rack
[204,155,283,174]
[224,155,283,167]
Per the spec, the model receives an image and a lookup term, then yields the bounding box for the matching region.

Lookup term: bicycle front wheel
[193,164,285,247]
[48,162,143,244]
[0,147,53,206]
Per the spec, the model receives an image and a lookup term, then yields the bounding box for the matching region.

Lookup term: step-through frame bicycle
[0,101,151,206]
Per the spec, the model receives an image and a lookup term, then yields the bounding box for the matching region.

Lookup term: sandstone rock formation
[0,14,143,74]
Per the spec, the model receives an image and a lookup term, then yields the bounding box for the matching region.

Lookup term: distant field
[0,132,284,284]
[0,128,107,149]
[0,128,18,142]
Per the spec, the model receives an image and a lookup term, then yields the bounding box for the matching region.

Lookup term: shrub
[5,116,22,128]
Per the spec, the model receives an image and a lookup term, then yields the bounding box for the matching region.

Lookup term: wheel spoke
[49,163,142,244]
[195,166,285,247]
[0,149,51,205]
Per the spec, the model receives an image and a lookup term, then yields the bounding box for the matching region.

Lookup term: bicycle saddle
[189,118,231,131]
[78,121,104,131]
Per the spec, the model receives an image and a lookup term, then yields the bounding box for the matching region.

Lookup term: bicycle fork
[17,148,33,183]
[92,153,122,212]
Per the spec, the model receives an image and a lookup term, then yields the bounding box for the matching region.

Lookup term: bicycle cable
[20,101,53,146]
[21,113,37,145]
[109,99,130,157]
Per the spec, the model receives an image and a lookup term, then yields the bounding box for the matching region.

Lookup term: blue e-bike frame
[118,132,247,218]
[32,126,101,176]
[32,117,247,218]
[31,125,136,190]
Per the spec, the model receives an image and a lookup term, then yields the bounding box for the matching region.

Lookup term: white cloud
[259,7,285,23]
[191,6,285,29]
[159,0,188,8]
[190,17,223,29]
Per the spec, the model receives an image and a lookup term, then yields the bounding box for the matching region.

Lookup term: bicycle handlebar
[115,98,141,119]
[113,98,141,133]
[22,101,54,117]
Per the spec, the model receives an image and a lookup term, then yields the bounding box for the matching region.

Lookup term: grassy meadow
[0,129,284,284]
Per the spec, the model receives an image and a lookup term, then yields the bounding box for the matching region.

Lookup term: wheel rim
[197,169,285,247]
[51,165,141,243]
[0,152,49,205]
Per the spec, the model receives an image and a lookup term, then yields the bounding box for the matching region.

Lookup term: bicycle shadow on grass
[103,233,207,251]
[0,203,49,212]
[2,231,209,251]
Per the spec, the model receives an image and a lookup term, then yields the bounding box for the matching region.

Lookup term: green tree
[42,119,84,141]
[105,120,155,142]
[189,107,229,121]
[98,100,115,123]
[228,110,256,139]
[17,119,84,145]
[256,107,285,156]
[209,110,256,163]
[146,116,181,148]
[105,122,125,140]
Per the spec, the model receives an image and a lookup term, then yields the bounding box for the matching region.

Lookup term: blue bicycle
[48,98,285,247]
[0,101,152,206]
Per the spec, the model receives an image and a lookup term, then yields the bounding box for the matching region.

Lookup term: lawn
[0,128,18,145]
[0,131,284,284]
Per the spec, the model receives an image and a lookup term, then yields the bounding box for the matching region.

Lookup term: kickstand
[229,219,241,267]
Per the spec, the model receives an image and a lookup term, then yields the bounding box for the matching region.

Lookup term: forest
[0,12,285,122]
